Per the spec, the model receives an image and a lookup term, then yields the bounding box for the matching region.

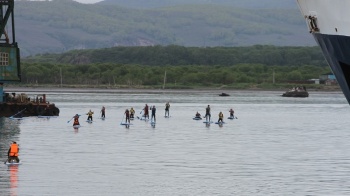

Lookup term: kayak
[193,117,202,120]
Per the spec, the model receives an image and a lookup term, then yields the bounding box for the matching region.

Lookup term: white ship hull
[297,0,350,104]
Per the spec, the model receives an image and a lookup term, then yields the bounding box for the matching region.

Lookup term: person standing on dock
[165,102,170,117]
[86,109,94,121]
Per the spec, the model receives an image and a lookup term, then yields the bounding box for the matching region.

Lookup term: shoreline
[3,86,343,94]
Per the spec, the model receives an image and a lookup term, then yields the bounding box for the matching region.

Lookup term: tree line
[26,45,327,67]
[20,62,329,88]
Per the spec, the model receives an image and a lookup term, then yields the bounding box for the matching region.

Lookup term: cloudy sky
[74,0,103,4]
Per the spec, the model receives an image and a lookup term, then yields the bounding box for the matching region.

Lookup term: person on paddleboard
[144,104,149,119]
[165,102,170,117]
[73,114,80,126]
[130,107,135,118]
[205,105,211,122]
[7,141,20,163]
[151,105,156,122]
[86,110,94,121]
[101,106,106,118]
[125,109,130,123]
[229,108,234,118]
[218,111,224,123]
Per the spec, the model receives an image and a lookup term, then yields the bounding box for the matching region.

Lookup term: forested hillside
[14,0,314,57]
[24,45,326,67]
[20,45,329,88]
[99,0,297,9]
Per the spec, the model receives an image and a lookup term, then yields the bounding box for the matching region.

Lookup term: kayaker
[195,111,201,118]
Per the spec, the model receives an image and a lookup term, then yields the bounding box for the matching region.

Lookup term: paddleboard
[73,125,81,129]
[150,121,156,124]
[100,117,106,120]
[86,120,93,123]
[4,160,22,165]
[164,116,171,118]
[203,121,213,124]
[120,122,132,126]
[9,117,24,120]
[228,116,237,120]
[38,116,58,118]
[215,122,225,124]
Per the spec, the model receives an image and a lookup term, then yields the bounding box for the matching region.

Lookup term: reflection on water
[0,118,20,196]
[9,166,18,196]
[0,90,350,195]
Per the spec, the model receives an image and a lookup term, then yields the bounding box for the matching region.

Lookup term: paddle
[120,113,125,125]
[137,110,143,119]
[10,108,26,118]
[68,114,80,123]
[4,158,8,164]
[67,117,74,123]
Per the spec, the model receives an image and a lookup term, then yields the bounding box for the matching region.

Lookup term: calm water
[1,90,350,196]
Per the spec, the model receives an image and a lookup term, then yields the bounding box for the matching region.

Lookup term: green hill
[98,0,297,9]
[14,0,314,57]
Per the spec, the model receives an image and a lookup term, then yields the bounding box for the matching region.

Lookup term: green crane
[0,0,21,103]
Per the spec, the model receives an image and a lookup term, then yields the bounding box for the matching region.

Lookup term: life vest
[73,117,80,125]
[219,113,224,118]
[9,144,19,157]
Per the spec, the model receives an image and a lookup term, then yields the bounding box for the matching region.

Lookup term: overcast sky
[74,0,103,4]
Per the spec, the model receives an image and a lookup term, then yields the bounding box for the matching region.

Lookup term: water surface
[0,90,349,196]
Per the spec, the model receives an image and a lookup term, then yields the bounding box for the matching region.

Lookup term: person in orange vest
[7,141,20,163]
[73,114,80,126]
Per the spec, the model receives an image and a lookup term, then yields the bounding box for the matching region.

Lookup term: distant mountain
[98,0,298,9]
[13,1,314,57]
